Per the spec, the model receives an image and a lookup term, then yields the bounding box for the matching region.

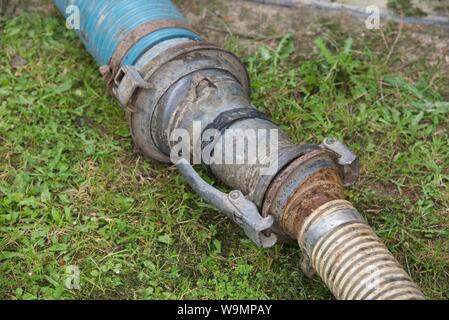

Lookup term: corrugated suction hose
[298,200,424,300]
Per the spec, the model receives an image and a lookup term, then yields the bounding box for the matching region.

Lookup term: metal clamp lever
[321,137,360,187]
[176,159,277,248]
[112,65,154,111]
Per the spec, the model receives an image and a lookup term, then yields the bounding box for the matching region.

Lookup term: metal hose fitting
[54,0,425,299]
[298,200,425,300]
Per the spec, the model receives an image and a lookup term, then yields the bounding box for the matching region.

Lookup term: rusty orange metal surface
[262,149,345,239]
[281,168,344,238]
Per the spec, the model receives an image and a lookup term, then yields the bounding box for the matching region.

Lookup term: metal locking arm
[321,137,360,187]
[176,159,277,248]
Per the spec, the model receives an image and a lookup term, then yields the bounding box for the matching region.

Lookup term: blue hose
[53,0,201,66]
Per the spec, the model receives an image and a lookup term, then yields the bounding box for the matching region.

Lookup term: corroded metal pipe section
[262,149,345,240]
[54,0,424,299]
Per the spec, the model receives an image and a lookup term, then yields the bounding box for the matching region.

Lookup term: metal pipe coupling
[53,0,424,300]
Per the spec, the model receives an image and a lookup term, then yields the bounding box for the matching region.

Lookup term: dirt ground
[168,0,449,75]
[0,0,53,15]
[313,0,449,17]
[2,0,449,62]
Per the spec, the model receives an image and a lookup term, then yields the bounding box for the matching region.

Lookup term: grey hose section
[244,0,449,29]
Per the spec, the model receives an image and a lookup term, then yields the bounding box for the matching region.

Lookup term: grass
[387,0,427,17]
[0,12,448,300]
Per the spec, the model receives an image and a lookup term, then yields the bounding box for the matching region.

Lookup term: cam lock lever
[176,159,277,248]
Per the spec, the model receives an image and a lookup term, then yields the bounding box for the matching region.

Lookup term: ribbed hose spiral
[298,200,424,300]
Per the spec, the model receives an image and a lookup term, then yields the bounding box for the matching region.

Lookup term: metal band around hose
[201,108,273,174]
[109,18,194,79]
[301,205,365,255]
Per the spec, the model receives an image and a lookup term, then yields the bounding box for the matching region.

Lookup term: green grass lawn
[0,13,448,300]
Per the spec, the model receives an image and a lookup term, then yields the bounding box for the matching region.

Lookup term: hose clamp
[302,207,365,254]
[200,108,274,174]
[297,200,366,277]
[101,18,195,89]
